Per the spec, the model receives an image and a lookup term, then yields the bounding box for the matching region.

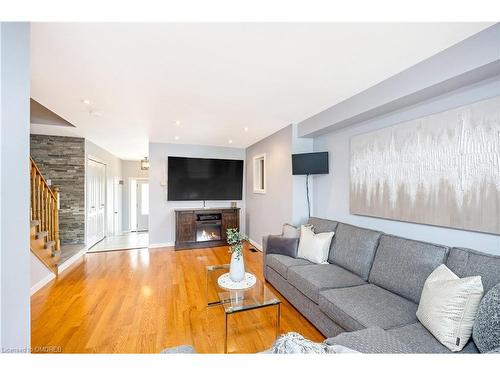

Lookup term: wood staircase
[30,157,61,274]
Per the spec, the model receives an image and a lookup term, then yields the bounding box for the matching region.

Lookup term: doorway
[87,158,106,248]
[113,177,123,235]
[136,180,149,232]
[88,177,148,253]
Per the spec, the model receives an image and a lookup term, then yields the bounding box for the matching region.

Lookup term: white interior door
[87,159,106,247]
[136,180,149,231]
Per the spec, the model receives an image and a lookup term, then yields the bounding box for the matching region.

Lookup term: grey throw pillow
[267,235,299,258]
[472,283,500,353]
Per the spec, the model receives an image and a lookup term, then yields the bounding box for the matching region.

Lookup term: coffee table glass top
[206,264,280,313]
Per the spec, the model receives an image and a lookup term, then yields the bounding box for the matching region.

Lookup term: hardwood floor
[31,243,324,353]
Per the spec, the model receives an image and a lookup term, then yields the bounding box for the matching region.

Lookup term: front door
[113,177,122,235]
[136,180,149,231]
[87,159,106,247]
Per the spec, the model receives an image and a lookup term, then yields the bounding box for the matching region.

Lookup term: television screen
[292,152,329,175]
[167,156,244,201]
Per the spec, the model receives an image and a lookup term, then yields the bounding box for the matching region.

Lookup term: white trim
[30,272,56,296]
[86,157,107,248]
[57,247,87,274]
[149,242,175,248]
[248,238,263,252]
[252,153,266,194]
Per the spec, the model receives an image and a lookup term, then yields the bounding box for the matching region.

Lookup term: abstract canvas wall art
[350,96,500,234]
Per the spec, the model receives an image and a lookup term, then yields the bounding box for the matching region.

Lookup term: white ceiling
[30,23,493,160]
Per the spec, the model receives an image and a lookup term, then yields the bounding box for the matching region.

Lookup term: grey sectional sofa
[262,217,500,353]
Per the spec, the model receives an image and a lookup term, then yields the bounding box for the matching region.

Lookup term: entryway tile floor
[88,232,149,253]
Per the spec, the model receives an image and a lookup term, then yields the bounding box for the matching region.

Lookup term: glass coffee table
[206,264,281,353]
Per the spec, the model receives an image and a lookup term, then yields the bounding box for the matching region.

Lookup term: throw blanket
[270,332,358,354]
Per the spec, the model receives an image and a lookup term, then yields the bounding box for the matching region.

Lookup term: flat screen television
[167,156,244,201]
[292,152,329,175]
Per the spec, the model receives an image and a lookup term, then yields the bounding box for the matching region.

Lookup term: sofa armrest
[262,234,272,279]
[262,234,281,279]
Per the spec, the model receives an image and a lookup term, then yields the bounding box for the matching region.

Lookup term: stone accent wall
[30,135,85,245]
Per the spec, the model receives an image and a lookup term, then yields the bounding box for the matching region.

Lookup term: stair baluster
[29,157,61,274]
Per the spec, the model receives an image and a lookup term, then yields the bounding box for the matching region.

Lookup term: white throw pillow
[282,223,300,238]
[416,264,484,352]
[297,225,334,264]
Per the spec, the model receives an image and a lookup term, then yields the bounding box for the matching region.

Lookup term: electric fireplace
[195,212,222,242]
[174,208,240,250]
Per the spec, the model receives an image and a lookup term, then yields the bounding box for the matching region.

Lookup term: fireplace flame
[199,230,219,241]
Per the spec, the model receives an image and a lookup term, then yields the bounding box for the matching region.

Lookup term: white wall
[149,142,245,246]
[245,124,314,249]
[245,126,294,248]
[121,160,148,232]
[85,140,123,239]
[0,22,31,351]
[291,124,314,224]
[313,76,500,255]
[0,22,3,345]
[30,254,54,294]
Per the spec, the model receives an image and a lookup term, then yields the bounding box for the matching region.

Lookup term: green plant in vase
[226,228,248,282]
[226,228,248,260]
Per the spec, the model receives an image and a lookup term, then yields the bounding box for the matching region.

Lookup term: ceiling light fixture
[174,135,180,140]
[244,127,249,132]
[81,99,91,105]
[140,157,150,171]
[175,120,181,127]
[228,139,233,144]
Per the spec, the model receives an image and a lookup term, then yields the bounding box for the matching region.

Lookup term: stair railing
[30,157,60,251]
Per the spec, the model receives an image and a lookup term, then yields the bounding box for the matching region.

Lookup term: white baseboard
[58,247,87,274]
[248,238,263,252]
[149,242,175,249]
[30,272,56,295]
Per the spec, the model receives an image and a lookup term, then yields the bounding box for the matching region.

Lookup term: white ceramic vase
[229,251,245,282]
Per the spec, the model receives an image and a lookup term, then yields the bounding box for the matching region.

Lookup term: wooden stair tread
[44,240,56,249]
[35,231,48,239]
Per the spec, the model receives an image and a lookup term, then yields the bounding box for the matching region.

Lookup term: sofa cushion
[324,326,413,354]
[328,223,382,280]
[368,235,448,303]
[287,264,366,303]
[447,247,500,292]
[266,254,311,279]
[318,284,418,331]
[388,323,479,354]
[308,217,338,233]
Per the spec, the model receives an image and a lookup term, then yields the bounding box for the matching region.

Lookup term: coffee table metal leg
[276,303,281,339]
[224,312,228,354]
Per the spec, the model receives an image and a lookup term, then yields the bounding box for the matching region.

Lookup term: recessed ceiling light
[174,135,180,141]
[244,127,249,132]
[175,120,181,127]
[228,139,233,144]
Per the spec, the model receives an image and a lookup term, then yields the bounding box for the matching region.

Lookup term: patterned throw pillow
[473,283,500,353]
[416,264,484,352]
[297,225,334,264]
